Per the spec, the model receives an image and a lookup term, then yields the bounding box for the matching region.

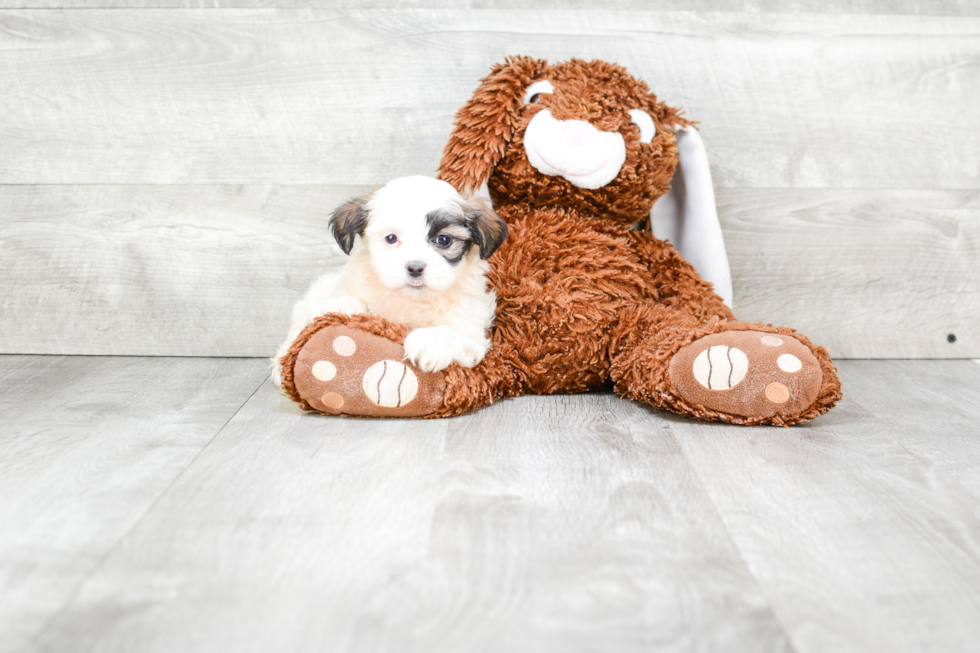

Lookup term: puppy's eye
[523,80,555,105]
[436,234,452,248]
[628,109,656,144]
[384,234,398,244]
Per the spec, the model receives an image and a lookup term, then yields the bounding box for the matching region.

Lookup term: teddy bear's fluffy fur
[279,56,842,426]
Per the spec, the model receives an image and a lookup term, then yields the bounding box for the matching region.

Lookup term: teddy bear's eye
[523,80,555,105]
[628,109,656,144]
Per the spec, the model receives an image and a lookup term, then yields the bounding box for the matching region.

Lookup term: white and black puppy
[272,175,508,388]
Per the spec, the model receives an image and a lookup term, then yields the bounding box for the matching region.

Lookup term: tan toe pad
[292,326,445,418]
[668,331,823,420]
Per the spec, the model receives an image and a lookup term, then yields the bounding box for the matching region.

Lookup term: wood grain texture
[4,1,980,13]
[2,185,976,358]
[8,357,980,652]
[29,385,793,653]
[670,359,980,653]
[0,355,268,653]
[2,7,976,359]
[0,9,977,189]
[0,184,364,356]
[723,188,980,359]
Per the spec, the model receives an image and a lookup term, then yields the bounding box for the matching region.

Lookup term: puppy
[272,175,508,389]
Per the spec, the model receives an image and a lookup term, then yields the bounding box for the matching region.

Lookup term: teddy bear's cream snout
[523,109,627,190]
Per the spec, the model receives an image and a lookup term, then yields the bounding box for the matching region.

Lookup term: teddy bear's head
[438,56,692,226]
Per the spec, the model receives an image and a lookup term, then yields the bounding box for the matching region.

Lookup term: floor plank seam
[24,373,268,649]
[662,422,802,653]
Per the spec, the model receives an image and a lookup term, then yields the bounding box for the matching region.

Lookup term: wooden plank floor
[2,356,979,652]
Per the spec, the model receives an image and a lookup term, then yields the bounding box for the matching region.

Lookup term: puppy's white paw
[270,345,287,392]
[287,296,365,345]
[272,295,366,392]
[305,295,365,320]
[403,326,489,372]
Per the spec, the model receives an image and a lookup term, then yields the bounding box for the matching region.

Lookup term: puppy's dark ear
[329,196,369,255]
[462,197,508,260]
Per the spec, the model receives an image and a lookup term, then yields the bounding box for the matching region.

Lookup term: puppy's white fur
[272,176,506,389]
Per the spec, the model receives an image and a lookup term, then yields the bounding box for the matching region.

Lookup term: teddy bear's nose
[560,120,598,149]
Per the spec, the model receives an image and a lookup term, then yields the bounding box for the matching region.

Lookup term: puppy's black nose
[406,261,426,278]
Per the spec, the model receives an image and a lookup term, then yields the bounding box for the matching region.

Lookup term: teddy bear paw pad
[668,331,822,420]
[292,326,445,417]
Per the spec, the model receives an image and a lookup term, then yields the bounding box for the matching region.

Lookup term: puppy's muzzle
[406,261,426,278]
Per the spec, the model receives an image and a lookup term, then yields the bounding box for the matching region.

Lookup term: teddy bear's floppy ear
[654,100,695,134]
[651,126,734,308]
[437,56,549,195]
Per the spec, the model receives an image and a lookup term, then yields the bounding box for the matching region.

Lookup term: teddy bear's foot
[667,330,825,423]
[283,320,445,418]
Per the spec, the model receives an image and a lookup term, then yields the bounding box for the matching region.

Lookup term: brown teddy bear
[280,56,842,426]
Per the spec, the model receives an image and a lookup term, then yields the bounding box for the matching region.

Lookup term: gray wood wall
[1,3,977,358]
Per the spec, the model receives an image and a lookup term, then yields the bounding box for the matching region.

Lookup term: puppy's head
[329,176,507,293]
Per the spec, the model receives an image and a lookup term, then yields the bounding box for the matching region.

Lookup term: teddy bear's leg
[628,231,734,323]
[279,313,445,417]
[608,304,841,426]
[279,313,522,418]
